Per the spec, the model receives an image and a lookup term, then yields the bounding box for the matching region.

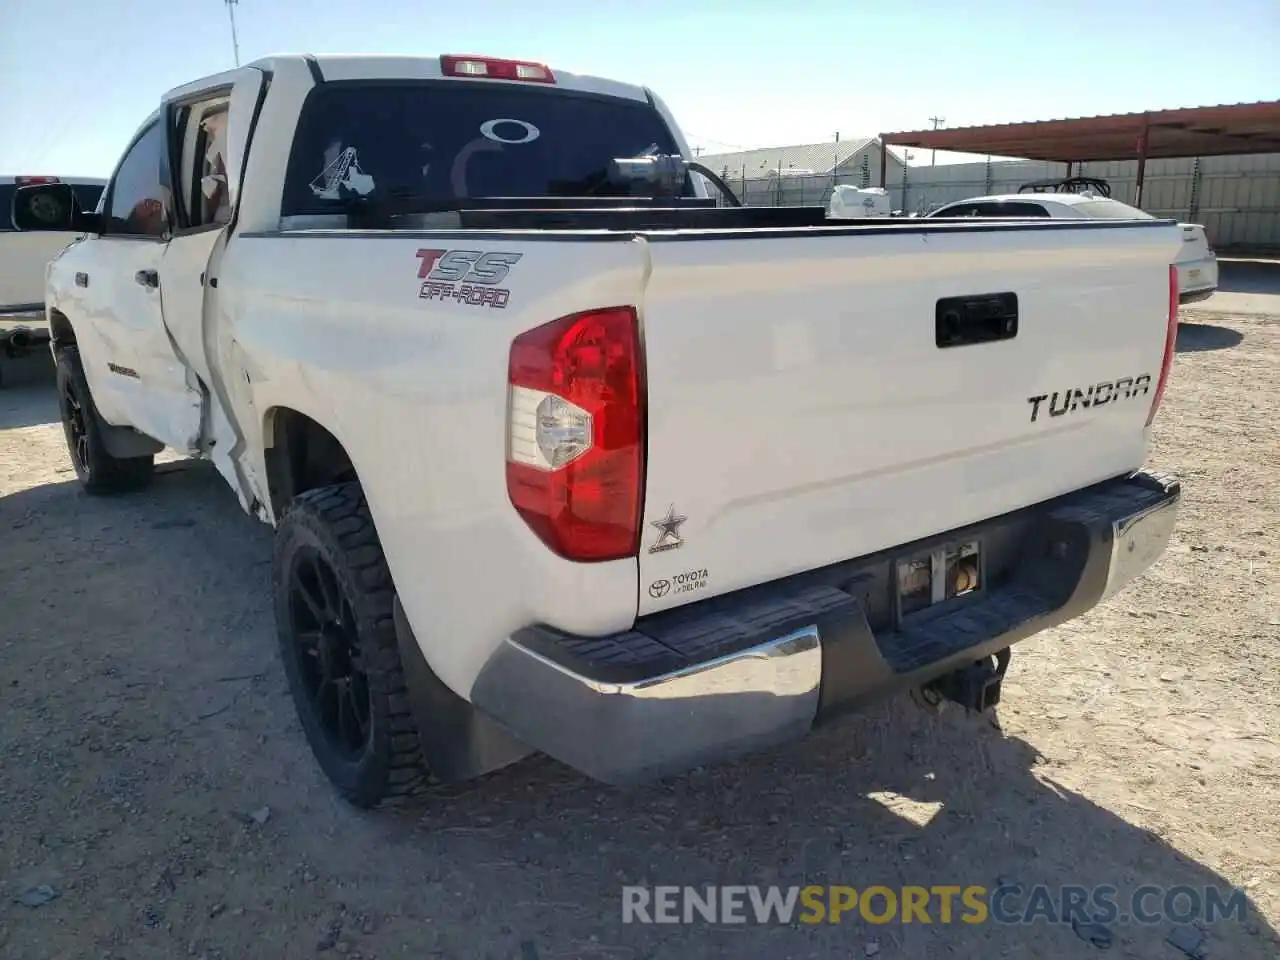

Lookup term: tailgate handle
[935,293,1018,348]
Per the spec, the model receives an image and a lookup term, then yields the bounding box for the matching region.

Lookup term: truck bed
[279,199,1172,234]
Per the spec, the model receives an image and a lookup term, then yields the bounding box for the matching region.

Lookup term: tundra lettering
[1027,374,1152,422]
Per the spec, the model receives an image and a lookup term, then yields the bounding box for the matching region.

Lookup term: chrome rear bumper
[471,470,1180,786]
[477,626,822,786]
[0,305,49,340]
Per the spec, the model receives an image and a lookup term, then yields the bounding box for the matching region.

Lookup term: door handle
[135,269,160,289]
[75,272,89,288]
[935,293,1019,348]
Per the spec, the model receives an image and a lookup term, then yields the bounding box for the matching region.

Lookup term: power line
[224,0,241,67]
[928,115,946,167]
[683,132,750,152]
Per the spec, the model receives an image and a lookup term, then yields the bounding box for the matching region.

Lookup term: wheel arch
[262,406,360,519]
[263,407,534,790]
[48,308,76,350]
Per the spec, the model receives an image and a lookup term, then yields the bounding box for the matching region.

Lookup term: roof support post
[879,139,887,188]
[1135,115,1150,208]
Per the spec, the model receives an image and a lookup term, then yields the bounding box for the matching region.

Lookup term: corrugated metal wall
[727,151,1280,250]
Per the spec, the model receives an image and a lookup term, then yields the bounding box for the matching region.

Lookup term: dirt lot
[1,297,1277,959]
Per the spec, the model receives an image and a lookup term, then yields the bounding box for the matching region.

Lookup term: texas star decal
[648,505,687,554]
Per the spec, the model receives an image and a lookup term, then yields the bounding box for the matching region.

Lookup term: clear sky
[0,0,1276,176]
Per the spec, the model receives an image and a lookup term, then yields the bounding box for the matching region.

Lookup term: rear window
[1,181,104,231]
[281,81,683,217]
[73,182,106,214]
[931,200,1050,218]
[1070,199,1153,219]
[975,201,1051,218]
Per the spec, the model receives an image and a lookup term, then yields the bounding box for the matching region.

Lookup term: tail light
[506,307,645,561]
[16,176,60,186]
[1146,264,1179,426]
[441,55,555,84]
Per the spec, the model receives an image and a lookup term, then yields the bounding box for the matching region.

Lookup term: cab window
[174,98,233,229]
[105,122,168,238]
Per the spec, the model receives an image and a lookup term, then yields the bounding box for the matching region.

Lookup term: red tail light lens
[1146,264,1179,427]
[441,55,555,83]
[16,176,60,186]
[506,307,645,561]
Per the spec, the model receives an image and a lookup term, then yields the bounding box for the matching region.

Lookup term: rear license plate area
[895,539,984,622]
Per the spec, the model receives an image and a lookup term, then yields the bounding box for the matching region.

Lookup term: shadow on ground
[0,465,1275,960]
[0,350,57,430]
[1177,321,1244,353]
[1216,258,1280,296]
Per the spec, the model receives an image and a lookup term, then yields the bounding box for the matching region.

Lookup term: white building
[697,138,907,207]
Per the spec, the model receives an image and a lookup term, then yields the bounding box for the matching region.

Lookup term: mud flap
[99,423,164,460]
[391,597,534,783]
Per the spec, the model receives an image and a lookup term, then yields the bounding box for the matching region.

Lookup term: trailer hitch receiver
[928,648,1011,713]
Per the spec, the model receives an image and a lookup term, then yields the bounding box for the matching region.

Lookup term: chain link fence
[711,153,1280,249]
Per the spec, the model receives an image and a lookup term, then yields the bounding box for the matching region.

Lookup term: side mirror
[10,183,102,234]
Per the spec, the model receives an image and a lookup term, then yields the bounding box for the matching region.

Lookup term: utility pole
[224,0,241,67]
[928,115,945,166]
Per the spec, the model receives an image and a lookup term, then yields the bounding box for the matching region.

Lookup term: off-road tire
[273,482,431,808]
[55,345,154,494]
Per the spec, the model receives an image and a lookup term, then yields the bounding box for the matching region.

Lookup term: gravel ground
[1,309,1277,960]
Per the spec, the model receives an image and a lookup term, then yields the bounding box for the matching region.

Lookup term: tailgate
[635,221,1180,613]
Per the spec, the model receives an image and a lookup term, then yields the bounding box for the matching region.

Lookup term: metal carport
[878,101,1280,207]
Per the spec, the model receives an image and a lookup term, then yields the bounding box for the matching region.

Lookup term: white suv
[926,192,1218,304]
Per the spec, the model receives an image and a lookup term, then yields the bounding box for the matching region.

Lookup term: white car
[926,192,1218,304]
[1,175,106,379]
[8,53,1182,808]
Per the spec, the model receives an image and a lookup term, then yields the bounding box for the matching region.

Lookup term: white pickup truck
[0,175,106,384]
[11,53,1183,808]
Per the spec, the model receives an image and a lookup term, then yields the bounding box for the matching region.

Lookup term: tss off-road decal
[415,249,523,310]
